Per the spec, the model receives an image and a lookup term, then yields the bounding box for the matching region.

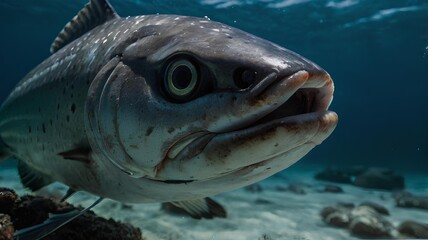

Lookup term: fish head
[86,16,338,187]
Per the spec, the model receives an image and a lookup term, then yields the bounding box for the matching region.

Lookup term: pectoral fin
[18,160,53,191]
[166,197,227,219]
[58,147,92,163]
[13,197,103,240]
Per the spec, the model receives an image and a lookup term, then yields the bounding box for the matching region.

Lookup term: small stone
[337,202,355,208]
[0,188,18,215]
[398,220,428,238]
[349,206,393,238]
[0,214,14,240]
[121,204,133,210]
[286,183,306,195]
[393,191,413,200]
[314,168,352,184]
[1,187,143,240]
[322,185,343,193]
[360,201,389,215]
[325,212,349,228]
[349,216,392,238]
[395,192,428,210]
[244,184,263,193]
[353,168,404,190]
[320,206,340,219]
[321,204,352,228]
[275,186,288,192]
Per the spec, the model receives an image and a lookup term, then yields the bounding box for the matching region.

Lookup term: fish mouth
[201,70,338,172]
[155,70,338,180]
[233,70,336,132]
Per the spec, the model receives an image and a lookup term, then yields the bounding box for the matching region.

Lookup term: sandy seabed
[1,163,427,240]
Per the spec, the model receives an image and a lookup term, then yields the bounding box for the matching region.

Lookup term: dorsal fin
[50,0,120,53]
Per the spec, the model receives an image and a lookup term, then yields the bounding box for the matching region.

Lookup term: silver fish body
[0,0,337,203]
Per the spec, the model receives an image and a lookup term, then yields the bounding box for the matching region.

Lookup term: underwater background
[0,1,428,239]
[0,0,427,172]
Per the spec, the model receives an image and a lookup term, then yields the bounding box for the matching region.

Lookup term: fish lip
[225,69,335,133]
[218,110,338,143]
[205,110,338,177]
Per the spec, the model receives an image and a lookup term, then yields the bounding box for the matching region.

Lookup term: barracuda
[0,0,337,221]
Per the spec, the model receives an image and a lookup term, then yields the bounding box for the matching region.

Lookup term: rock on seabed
[0,187,144,240]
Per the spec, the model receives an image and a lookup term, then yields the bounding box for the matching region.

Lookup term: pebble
[321,204,394,238]
[353,168,404,190]
[322,185,343,193]
[244,183,263,193]
[395,191,428,210]
[398,220,428,238]
[359,201,389,215]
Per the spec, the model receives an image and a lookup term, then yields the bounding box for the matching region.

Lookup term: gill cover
[86,57,145,177]
[85,55,207,178]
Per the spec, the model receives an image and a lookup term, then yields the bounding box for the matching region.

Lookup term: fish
[0,0,337,221]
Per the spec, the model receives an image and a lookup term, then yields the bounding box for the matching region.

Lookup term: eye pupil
[172,65,192,89]
[234,68,257,89]
[241,70,256,86]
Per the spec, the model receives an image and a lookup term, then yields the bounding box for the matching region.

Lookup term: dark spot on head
[57,103,60,110]
[38,107,41,113]
[28,126,31,133]
[145,127,154,136]
[42,124,46,133]
[274,143,279,147]
[71,84,74,90]
[86,79,90,85]
[70,93,74,98]
[50,119,53,126]
[167,127,175,133]
[63,88,66,94]
[71,103,76,113]
[66,115,70,122]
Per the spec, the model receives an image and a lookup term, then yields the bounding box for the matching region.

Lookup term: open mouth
[155,70,338,180]
[236,70,335,131]
[163,70,337,161]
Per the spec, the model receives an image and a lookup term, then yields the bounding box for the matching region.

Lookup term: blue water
[0,0,427,172]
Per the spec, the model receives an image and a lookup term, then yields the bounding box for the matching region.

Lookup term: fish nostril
[233,68,257,89]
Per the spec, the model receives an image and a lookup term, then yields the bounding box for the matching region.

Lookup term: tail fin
[0,136,11,160]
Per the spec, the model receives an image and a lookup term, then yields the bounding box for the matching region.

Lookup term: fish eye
[164,59,199,102]
[234,68,257,89]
